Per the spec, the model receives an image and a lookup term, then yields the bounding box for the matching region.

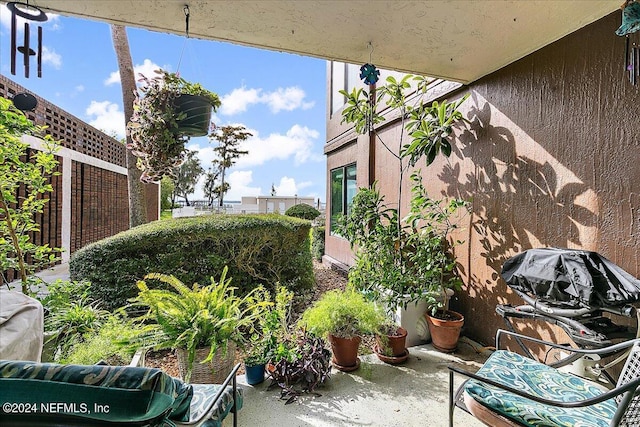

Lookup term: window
[330,61,412,117]
[330,164,357,233]
[330,62,361,116]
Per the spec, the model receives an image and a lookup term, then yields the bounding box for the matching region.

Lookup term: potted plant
[126,69,221,182]
[265,330,332,404]
[404,172,469,352]
[374,319,408,364]
[130,266,270,383]
[242,286,294,386]
[299,289,384,371]
[243,338,269,385]
[337,74,470,348]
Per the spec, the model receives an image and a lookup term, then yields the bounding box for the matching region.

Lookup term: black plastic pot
[173,94,213,137]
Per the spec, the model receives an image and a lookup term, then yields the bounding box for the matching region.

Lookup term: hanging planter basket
[174,94,213,137]
[126,69,221,182]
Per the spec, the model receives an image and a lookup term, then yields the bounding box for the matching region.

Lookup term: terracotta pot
[375,327,408,357]
[425,310,464,353]
[327,334,361,370]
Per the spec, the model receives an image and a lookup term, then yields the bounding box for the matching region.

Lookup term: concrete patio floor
[35,263,489,426]
[236,339,490,427]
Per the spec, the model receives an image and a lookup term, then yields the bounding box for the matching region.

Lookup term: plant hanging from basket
[126,70,221,182]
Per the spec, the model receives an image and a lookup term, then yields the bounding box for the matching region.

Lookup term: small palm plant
[131,266,271,382]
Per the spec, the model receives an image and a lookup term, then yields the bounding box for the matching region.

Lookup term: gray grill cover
[501,248,640,308]
[0,290,43,361]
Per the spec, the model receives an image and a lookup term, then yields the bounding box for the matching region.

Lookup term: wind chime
[6,1,48,79]
[359,42,380,86]
[359,42,380,133]
[617,0,640,84]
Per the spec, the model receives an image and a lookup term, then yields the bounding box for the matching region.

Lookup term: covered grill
[497,248,639,349]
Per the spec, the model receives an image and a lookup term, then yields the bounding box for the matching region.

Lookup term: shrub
[63,314,141,365]
[40,280,110,362]
[285,204,320,221]
[70,214,314,311]
[311,226,325,261]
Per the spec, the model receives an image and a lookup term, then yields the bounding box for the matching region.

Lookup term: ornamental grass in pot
[130,266,270,383]
[299,289,383,371]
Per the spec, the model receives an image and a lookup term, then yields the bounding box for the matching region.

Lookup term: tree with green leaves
[203,165,221,207]
[340,75,468,229]
[0,97,61,293]
[172,150,203,207]
[160,176,174,210]
[209,125,251,206]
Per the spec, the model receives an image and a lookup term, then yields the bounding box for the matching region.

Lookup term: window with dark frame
[330,163,356,234]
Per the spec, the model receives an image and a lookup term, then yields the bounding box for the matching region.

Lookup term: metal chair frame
[448,330,640,427]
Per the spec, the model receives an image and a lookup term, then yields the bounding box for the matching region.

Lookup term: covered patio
[12,1,639,426]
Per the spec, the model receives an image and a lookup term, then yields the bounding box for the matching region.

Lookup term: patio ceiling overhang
[35,0,621,84]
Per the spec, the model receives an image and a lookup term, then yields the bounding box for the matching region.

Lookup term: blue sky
[0,6,327,202]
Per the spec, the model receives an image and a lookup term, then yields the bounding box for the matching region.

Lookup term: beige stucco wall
[325,11,639,347]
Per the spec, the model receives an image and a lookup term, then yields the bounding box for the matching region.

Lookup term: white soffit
[34,0,621,84]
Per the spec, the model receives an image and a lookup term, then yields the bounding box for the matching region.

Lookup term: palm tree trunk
[111,24,147,227]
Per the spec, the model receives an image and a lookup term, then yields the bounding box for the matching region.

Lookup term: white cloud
[85,101,125,139]
[264,87,314,113]
[219,86,315,116]
[274,176,314,197]
[105,58,163,86]
[219,87,262,116]
[192,168,261,201]
[226,170,261,200]
[41,46,62,69]
[235,124,321,168]
[75,85,85,92]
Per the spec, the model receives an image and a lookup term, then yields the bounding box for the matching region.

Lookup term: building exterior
[324,12,640,346]
[1,74,158,282]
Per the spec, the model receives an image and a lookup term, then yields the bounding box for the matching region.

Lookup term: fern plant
[130,266,271,381]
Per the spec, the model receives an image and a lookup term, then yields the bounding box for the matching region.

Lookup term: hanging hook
[183,5,190,38]
[368,42,374,63]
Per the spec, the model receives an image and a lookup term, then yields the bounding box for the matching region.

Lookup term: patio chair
[448,329,640,427]
[0,359,242,426]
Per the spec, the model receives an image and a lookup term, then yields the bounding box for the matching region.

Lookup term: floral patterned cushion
[464,350,617,427]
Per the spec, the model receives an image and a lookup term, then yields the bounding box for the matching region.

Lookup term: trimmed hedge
[311,226,325,261]
[70,214,314,311]
[285,203,320,220]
